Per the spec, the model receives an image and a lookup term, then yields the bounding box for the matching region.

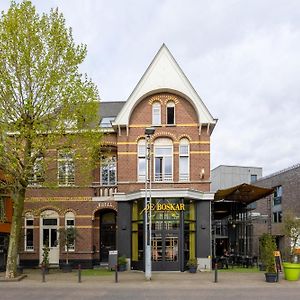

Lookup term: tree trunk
[5,187,26,279]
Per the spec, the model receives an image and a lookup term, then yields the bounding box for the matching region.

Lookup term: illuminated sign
[141,203,185,214]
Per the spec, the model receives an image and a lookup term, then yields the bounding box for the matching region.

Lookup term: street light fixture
[144,127,155,280]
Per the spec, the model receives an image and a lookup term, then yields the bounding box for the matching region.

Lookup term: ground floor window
[131,198,196,271]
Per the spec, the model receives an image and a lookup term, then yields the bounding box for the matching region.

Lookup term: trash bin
[108,250,118,270]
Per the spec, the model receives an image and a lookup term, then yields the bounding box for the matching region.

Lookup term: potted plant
[41,244,50,274]
[118,255,127,272]
[59,227,78,272]
[282,211,300,281]
[259,233,277,282]
[186,258,198,273]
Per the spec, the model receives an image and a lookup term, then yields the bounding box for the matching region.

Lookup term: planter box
[283,262,300,281]
[265,272,277,283]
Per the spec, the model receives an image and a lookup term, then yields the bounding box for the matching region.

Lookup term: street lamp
[144,127,155,280]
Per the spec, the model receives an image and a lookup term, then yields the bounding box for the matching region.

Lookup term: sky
[1,0,300,176]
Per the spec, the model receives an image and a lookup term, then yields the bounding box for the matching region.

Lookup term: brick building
[252,164,300,257]
[20,44,217,271]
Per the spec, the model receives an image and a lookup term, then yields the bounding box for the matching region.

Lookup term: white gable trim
[113,44,216,128]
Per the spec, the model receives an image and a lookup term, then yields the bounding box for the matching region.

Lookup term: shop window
[58,149,75,186]
[101,156,116,185]
[65,212,75,251]
[273,186,282,206]
[137,139,146,182]
[29,155,44,186]
[152,102,161,126]
[154,138,173,182]
[179,138,190,181]
[166,101,175,125]
[25,213,34,251]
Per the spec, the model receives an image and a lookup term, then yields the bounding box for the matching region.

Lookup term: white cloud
[1,0,299,175]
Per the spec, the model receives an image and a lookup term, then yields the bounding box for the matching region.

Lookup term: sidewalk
[0,268,298,289]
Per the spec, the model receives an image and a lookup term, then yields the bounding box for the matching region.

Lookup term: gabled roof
[99,101,125,118]
[114,44,217,128]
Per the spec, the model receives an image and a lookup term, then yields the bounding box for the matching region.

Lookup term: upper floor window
[154,138,173,182]
[179,138,190,181]
[250,174,257,183]
[273,186,282,206]
[101,156,117,186]
[152,102,161,126]
[166,101,175,125]
[273,211,282,223]
[29,156,44,186]
[65,211,75,251]
[58,149,75,186]
[137,139,146,182]
[24,213,34,251]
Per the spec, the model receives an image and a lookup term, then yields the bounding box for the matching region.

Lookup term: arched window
[137,139,146,182]
[166,101,175,125]
[154,138,173,182]
[24,212,34,251]
[152,102,161,126]
[65,211,75,251]
[101,156,117,185]
[179,138,190,181]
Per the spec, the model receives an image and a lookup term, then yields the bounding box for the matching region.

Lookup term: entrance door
[151,210,180,271]
[40,211,59,265]
[100,211,116,262]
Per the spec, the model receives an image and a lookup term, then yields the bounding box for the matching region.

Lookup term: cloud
[1,0,299,175]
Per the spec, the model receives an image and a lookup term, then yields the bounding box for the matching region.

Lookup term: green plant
[282,211,300,262]
[260,233,276,273]
[59,227,79,264]
[186,258,198,268]
[41,244,50,268]
[118,255,127,266]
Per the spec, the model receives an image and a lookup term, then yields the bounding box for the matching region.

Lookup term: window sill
[166,124,176,127]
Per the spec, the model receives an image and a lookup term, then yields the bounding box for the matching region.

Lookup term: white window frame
[65,212,75,251]
[137,139,146,182]
[154,138,173,182]
[179,138,190,181]
[58,149,75,186]
[152,102,161,126]
[166,101,175,125]
[25,213,34,252]
[29,156,44,186]
[100,156,117,186]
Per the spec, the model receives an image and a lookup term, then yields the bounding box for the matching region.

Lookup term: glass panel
[167,106,175,124]
[179,157,189,181]
[180,145,189,155]
[51,228,57,247]
[152,235,162,261]
[155,147,172,156]
[66,219,74,226]
[138,158,146,181]
[26,229,34,248]
[164,157,172,180]
[26,219,34,226]
[43,229,49,246]
[165,236,178,261]
[155,157,163,181]
[43,218,57,226]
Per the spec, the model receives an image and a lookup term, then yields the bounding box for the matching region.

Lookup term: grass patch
[219,267,260,273]
[81,268,113,276]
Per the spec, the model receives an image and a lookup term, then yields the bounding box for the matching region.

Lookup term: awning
[214,183,274,205]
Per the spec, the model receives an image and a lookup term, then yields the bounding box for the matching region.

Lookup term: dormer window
[152,102,161,126]
[166,101,175,125]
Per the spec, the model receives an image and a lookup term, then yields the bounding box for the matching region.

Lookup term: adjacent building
[20,44,217,271]
[252,164,300,257]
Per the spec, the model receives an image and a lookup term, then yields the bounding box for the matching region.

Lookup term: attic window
[166,102,175,125]
[100,117,115,128]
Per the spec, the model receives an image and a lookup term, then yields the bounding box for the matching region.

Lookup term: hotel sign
[141,203,185,214]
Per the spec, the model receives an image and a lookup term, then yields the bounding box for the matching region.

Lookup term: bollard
[115,264,118,283]
[78,264,82,283]
[214,261,218,283]
[41,265,46,283]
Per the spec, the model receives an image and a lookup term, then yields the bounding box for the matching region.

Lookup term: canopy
[214,183,274,205]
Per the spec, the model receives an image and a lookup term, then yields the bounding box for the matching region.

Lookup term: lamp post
[144,127,155,280]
